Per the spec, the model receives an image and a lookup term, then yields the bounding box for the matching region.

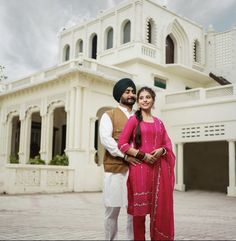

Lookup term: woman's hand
[143,153,156,164]
[151,148,164,160]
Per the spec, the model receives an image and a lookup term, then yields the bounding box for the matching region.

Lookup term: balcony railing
[2,59,133,93]
[99,42,158,64]
[165,84,236,105]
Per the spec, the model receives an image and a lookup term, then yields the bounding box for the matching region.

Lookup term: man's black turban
[113,78,136,102]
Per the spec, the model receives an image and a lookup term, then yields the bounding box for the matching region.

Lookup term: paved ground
[0,190,236,240]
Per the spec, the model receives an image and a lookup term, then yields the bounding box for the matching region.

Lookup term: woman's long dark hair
[134,86,156,148]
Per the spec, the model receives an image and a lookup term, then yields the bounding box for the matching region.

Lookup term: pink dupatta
[150,119,175,241]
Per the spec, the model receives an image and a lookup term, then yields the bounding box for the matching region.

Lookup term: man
[99,78,140,240]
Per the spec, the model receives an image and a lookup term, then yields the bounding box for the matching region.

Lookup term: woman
[118,86,175,240]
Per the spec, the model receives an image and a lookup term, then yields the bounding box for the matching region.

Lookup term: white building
[0,0,235,196]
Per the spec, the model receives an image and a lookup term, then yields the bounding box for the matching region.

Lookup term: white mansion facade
[0,0,235,196]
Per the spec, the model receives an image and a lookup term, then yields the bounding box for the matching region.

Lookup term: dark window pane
[166,35,174,64]
[107,28,113,49]
[123,21,131,43]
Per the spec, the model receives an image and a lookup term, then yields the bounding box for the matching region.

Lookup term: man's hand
[125,155,142,166]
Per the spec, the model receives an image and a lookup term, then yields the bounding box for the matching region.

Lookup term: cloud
[0,0,235,81]
[0,0,61,80]
[167,0,236,31]
[0,0,125,81]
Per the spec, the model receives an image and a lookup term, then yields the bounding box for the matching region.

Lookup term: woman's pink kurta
[118,115,175,240]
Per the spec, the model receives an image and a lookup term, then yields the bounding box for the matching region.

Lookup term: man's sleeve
[99,113,124,158]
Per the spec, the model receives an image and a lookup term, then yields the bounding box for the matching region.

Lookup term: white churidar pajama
[99,105,134,240]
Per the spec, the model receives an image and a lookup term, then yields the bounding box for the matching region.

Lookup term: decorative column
[227,140,236,197]
[45,111,54,163]
[39,113,47,161]
[114,8,118,49]
[68,87,76,149]
[89,117,98,164]
[65,86,85,192]
[23,114,32,164]
[173,143,177,186]
[18,115,25,164]
[134,0,143,42]
[5,118,13,163]
[175,143,185,191]
[65,110,70,152]
[39,99,47,162]
[0,120,6,165]
[80,86,88,150]
[0,117,7,193]
[74,86,82,149]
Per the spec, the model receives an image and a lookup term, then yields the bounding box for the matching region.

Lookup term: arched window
[79,40,83,53]
[63,44,70,62]
[106,27,113,49]
[122,20,131,44]
[148,21,152,43]
[90,34,97,59]
[146,18,156,44]
[75,39,83,58]
[193,39,200,63]
[165,35,174,64]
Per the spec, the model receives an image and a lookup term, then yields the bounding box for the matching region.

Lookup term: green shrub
[9,155,19,164]
[49,154,69,166]
[28,155,45,165]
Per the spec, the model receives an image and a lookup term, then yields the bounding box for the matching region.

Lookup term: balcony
[99,42,160,65]
[0,59,133,94]
[162,84,236,143]
[165,84,236,106]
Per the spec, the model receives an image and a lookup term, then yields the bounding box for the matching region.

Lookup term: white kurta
[99,105,134,207]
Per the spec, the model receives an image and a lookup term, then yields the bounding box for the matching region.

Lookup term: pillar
[5,118,13,163]
[74,86,82,149]
[68,87,76,149]
[45,111,54,163]
[0,121,6,165]
[227,140,236,197]
[39,114,47,161]
[175,143,185,191]
[23,115,32,164]
[80,87,89,150]
[89,117,98,164]
[134,0,143,42]
[18,117,25,164]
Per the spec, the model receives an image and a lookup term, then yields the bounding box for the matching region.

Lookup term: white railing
[5,164,74,194]
[3,58,134,93]
[165,88,201,104]
[10,77,31,89]
[165,84,236,105]
[205,85,234,99]
[141,45,156,58]
[0,83,6,92]
[97,63,133,80]
[99,42,158,64]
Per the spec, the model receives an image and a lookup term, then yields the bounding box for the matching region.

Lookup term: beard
[120,96,136,106]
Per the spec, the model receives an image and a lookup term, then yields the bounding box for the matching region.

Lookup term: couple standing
[99,78,175,241]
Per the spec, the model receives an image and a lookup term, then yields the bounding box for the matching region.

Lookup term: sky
[0,0,235,82]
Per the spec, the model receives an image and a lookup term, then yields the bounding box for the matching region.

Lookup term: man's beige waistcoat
[103,107,129,173]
